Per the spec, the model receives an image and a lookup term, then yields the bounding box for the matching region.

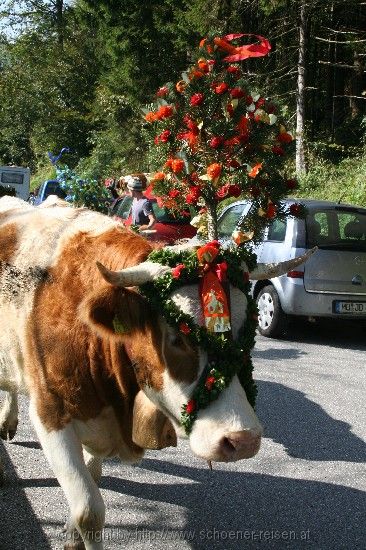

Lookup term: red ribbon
[217,33,271,63]
[196,244,231,333]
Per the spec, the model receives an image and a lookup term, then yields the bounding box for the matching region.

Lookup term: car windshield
[306,207,366,251]
[110,195,192,223]
[217,203,247,238]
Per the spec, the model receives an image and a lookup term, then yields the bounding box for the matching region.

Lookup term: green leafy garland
[139,244,259,434]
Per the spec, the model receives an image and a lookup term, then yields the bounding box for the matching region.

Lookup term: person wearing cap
[125,173,156,231]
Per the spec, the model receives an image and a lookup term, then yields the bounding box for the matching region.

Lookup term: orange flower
[248,163,262,178]
[197,243,219,264]
[152,171,165,181]
[207,163,222,180]
[199,38,213,54]
[197,58,209,72]
[145,111,157,123]
[190,69,205,80]
[156,105,174,119]
[171,158,185,173]
[213,37,237,55]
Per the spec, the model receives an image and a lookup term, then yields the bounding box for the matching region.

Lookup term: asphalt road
[1,320,365,550]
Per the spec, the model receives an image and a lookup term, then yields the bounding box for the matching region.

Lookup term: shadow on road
[256,381,366,463]
[0,441,52,550]
[277,319,366,351]
[19,464,365,550]
[100,460,364,550]
[11,440,41,449]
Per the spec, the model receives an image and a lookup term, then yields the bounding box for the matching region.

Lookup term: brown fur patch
[0,222,18,264]
[161,332,200,383]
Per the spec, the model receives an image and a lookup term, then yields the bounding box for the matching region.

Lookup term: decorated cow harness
[139,241,258,435]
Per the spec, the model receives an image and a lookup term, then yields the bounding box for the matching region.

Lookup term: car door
[303,207,366,295]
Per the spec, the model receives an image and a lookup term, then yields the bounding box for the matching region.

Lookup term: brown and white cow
[0,196,313,549]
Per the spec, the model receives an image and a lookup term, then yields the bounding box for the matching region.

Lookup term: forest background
[0,0,365,206]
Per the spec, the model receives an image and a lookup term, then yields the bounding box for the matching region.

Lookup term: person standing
[125,173,156,231]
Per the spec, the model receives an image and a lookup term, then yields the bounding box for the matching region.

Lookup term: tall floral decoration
[143,33,301,240]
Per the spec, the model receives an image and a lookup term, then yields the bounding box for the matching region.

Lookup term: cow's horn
[249,247,317,281]
[96,261,171,287]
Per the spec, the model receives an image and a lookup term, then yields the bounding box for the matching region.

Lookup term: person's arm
[139,200,157,231]
[139,212,156,231]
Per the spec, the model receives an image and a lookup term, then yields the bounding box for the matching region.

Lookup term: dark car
[33,179,66,205]
[109,187,197,244]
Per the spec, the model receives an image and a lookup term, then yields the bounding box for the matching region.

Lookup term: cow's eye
[171,333,185,348]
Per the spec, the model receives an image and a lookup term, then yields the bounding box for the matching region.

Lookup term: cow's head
[83,247,314,463]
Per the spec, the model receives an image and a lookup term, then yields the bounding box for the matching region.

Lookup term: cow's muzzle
[216,429,262,461]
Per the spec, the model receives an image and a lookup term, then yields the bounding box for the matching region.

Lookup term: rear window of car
[266,218,287,242]
[306,208,366,251]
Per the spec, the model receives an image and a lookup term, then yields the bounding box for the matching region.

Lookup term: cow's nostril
[218,430,262,460]
[221,436,237,455]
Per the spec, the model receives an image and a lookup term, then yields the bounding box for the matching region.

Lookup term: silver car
[217,199,366,337]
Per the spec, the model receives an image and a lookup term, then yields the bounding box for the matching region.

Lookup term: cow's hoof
[64,543,85,550]
[0,419,18,441]
[63,523,86,550]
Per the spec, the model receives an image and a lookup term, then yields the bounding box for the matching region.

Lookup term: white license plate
[334,301,366,314]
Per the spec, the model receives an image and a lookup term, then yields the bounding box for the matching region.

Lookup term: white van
[0,166,30,201]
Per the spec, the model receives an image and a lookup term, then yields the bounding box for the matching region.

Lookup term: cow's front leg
[29,400,105,550]
[64,449,104,549]
[0,391,18,440]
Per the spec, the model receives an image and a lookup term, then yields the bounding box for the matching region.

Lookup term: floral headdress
[140,241,258,435]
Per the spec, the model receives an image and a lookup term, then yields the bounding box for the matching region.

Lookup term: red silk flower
[190,93,204,107]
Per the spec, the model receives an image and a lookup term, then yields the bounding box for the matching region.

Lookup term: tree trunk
[55,0,64,48]
[206,201,218,241]
[296,2,307,175]
[350,52,365,118]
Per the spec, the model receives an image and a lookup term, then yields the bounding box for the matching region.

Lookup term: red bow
[214,33,271,63]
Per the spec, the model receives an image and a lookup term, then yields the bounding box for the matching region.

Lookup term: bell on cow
[132,390,177,450]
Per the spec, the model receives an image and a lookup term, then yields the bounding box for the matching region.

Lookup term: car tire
[256,285,287,338]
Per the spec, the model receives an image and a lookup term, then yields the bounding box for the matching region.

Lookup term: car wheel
[256,285,287,338]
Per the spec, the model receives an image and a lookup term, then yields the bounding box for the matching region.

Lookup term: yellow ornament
[232,229,254,245]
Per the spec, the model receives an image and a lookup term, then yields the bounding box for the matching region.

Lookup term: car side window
[266,219,286,242]
[218,204,245,237]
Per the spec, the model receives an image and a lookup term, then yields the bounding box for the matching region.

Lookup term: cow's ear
[79,287,131,338]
